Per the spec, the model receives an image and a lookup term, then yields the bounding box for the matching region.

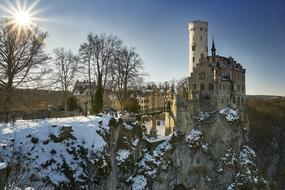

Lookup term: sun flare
[0,0,44,31]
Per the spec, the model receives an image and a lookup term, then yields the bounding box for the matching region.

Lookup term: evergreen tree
[127,97,139,113]
[92,78,103,114]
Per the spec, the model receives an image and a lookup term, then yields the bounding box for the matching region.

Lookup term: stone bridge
[129,106,175,137]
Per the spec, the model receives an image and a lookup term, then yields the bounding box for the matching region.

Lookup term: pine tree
[92,79,103,114]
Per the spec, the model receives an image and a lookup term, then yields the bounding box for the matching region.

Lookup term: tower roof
[211,38,216,56]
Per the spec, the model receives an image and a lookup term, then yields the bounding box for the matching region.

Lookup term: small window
[193,57,195,62]
[200,83,204,90]
[200,27,202,31]
[192,45,195,51]
[238,85,240,92]
[233,97,236,104]
[205,28,207,32]
[200,36,202,41]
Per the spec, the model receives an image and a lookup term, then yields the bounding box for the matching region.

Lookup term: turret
[189,20,208,76]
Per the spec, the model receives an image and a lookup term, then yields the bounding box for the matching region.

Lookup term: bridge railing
[133,106,171,116]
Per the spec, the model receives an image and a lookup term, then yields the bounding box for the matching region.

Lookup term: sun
[13,10,32,26]
[0,0,43,31]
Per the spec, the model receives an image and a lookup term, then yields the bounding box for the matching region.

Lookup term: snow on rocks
[116,149,131,165]
[194,111,211,122]
[185,129,204,148]
[131,175,147,190]
[219,107,239,121]
[0,115,112,188]
[227,146,268,189]
[129,139,172,189]
[0,162,7,169]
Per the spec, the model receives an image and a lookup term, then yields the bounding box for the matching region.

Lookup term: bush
[67,96,81,111]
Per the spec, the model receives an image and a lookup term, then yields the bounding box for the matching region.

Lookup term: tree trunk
[3,77,13,122]
[64,92,68,113]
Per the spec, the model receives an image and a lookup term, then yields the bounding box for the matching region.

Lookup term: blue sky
[2,0,285,95]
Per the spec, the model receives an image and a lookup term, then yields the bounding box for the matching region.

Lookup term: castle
[165,20,246,134]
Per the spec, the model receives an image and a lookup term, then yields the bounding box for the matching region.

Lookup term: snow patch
[116,149,131,164]
[132,175,147,190]
[0,115,111,187]
[0,162,7,169]
[219,107,239,121]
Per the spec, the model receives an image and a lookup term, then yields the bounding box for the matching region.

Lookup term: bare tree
[0,19,48,121]
[53,48,80,111]
[177,77,191,98]
[79,33,122,113]
[109,47,144,112]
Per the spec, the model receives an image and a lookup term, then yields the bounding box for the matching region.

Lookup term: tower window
[193,57,195,62]
[192,45,195,51]
[200,27,202,31]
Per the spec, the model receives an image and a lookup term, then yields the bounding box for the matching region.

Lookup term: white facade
[189,20,208,76]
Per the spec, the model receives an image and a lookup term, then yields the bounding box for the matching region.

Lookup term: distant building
[73,80,124,114]
[73,80,95,114]
[139,85,165,111]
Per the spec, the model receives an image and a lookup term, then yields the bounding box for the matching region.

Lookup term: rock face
[0,111,269,190]
[0,162,7,190]
[88,106,268,190]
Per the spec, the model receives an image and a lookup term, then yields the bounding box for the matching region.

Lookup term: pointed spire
[211,36,216,56]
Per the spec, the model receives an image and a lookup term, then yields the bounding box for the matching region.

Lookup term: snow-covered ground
[0,115,111,188]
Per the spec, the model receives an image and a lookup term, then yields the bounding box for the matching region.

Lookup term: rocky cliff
[0,105,271,190]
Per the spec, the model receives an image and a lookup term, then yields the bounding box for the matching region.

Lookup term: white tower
[189,20,208,76]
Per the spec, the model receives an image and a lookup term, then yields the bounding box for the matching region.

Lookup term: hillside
[247,95,285,189]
